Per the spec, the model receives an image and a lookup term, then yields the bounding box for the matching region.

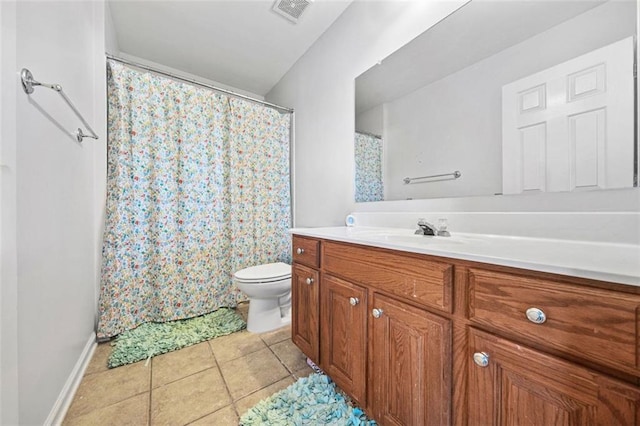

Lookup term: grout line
[223,343,293,416]
[266,339,298,377]
[183,341,237,425]
[208,338,241,420]
[63,351,154,423]
[142,327,299,423]
[148,343,223,389]
[258,327,292,347]
[212,328,272,364]
[150,367,218,390]
[231,375,298,421]
[274,345,315,380]
[185,405,235,426]
[229,349,292,403]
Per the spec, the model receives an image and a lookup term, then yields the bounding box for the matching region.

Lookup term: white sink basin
[346,227,483,246]
[380,234,466,245]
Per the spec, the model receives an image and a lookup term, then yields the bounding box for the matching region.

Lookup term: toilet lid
[234,262,291,283]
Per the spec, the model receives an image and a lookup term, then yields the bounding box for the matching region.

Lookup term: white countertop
[290,226,640,287]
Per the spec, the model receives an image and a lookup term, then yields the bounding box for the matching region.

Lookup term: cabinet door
[468,328,640,425]
[370,293,452,425]
[320,275,367,406]
[291,263,320,363]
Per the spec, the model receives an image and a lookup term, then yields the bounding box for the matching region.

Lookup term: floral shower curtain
[97,61,291,339]
[354,132,384,202]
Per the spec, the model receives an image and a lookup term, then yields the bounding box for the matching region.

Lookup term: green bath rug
[108,308,246,368]
[240,373,376,425]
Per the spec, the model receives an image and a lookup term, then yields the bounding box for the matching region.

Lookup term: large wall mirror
[354,0,637,202]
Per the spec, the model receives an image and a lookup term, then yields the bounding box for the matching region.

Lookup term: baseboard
[44,332,97,426]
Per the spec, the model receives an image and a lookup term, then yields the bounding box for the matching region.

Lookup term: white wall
[1,2,19,424]
[105,1,120,56]
[267,0,640,227]
[267,0,468,226]
[1,1,106,424]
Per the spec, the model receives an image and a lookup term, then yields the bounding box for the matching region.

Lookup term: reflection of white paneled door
[502,36,635,195]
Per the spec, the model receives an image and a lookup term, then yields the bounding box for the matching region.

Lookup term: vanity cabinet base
[290,235,640,426]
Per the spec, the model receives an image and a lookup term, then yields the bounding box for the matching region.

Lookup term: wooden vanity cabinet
[321,239,454,422]
[292,237,454,424]
[290,234,640,426]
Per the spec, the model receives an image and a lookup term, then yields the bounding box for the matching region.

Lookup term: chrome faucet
[415,218,451,237]
[415,219,437,236]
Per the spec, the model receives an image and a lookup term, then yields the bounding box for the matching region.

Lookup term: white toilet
[233,262,292,333]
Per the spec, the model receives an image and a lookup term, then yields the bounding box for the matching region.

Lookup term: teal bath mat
[240,373,376,425]
[108,308,246,368]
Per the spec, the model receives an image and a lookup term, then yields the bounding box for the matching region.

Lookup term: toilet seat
[234,262,291,284]
[234,262,292,333]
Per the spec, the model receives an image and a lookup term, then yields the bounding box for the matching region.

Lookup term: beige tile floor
[63,303,313,425]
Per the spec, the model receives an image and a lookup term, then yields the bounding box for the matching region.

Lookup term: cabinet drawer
[323,241,453,313]
[292,236,320,268]
[469,268,640,373]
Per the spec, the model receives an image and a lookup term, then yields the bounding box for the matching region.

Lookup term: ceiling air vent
[272,0,312,24]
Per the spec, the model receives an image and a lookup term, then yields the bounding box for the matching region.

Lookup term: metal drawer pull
[349,297,359,306]
[372,308,383,318]
[306,277,314,285]
[473,352,490,367]
[525,307,546,324]
[296,248,305,255]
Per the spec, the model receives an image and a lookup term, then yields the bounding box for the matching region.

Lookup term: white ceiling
[108,0,353,96]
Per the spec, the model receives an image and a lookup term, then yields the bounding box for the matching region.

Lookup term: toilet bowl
[234,262,292,333]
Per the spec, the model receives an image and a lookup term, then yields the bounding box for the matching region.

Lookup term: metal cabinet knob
[296,248,305,255]
[349,297,359,306]
[525,307,546,324]
[473,352,490,367]
[372,308,383,318]
[306,277,314,285]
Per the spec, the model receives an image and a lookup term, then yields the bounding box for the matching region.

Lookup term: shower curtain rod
[105,54,294,114]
